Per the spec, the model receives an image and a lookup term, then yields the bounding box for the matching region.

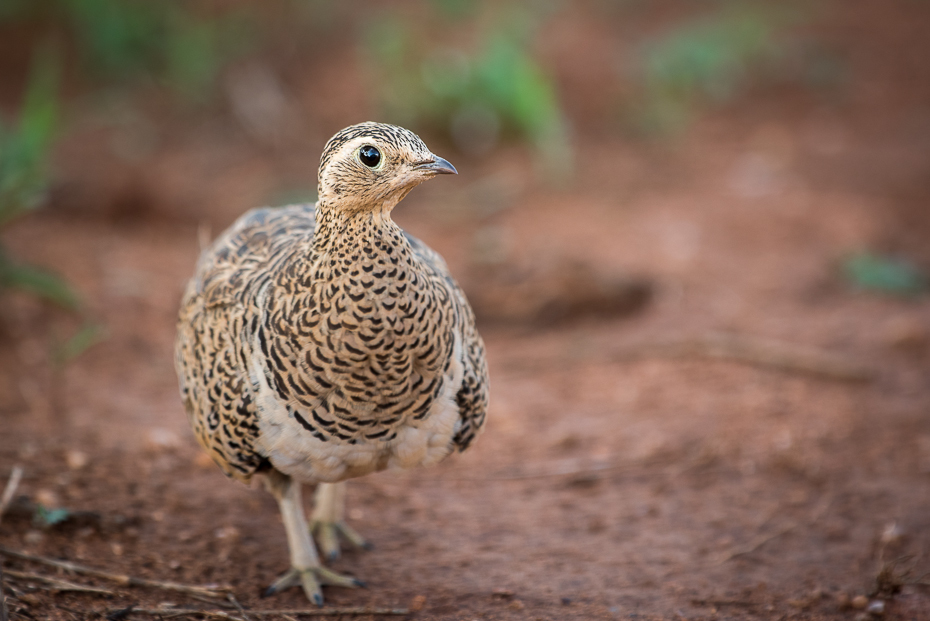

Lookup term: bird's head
[317,122,457,215]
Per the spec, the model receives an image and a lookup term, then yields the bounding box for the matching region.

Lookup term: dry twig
[1,565,7,621]
[0,547,229,599]
[105,607,409,618]
[621,332,874,382]
[435,460,639,482]
[0,467,20,621]
[0,466,23,527]
[189,593,238,608]
[226,594,252,621]
[714,493,833,565]
[404,450,694,483]
[503,332,874,383]
[714,522,799,565]
[3,568,115,596]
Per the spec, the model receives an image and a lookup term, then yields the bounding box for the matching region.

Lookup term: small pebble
[111,542,124,556]
[508,600,525,611]
[410,595,426,612]
[35,488,60,509]
[145,428,181,453]
[65,449,88,470]
[835,592,851,609]
[214,525,240,540]
[867,600,885,616]
[24,530,44,545]
[880,522,903,545]
[492,587,514,598]
[851,595,869,610]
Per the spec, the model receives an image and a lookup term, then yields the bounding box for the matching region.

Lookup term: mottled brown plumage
[174,122,489,605]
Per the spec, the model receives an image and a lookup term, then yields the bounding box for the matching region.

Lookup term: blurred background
[1,1,929,619]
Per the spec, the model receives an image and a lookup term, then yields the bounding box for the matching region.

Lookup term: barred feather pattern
[175,124,488,483]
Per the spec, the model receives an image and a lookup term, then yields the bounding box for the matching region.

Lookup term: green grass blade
[0,262,80,310]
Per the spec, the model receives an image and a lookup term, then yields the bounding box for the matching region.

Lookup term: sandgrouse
[175,123,489,605]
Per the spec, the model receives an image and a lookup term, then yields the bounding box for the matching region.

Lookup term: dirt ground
[2,2,930,620]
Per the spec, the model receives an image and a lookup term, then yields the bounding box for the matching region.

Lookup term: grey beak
[415,155,457,175]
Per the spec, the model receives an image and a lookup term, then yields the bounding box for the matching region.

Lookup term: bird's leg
[263,471,364,606]
[310,482,372,560]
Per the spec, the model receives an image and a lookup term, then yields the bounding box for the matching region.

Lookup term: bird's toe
[311,520,371,559]
[263,565,363,606]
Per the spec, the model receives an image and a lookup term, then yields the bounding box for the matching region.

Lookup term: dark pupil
[359,146,381,168]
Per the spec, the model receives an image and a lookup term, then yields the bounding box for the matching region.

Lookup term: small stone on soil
[35,488,60,508]
[145,428,181,453]
[880,522,903,545]
[867,600,885,616]
[24,530,44,544]
[66,449,89,470]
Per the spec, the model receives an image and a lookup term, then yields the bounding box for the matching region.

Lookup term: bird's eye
[358,145,381,168]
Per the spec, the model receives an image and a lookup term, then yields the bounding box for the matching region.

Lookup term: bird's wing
[175,204,316,480]
[196,204,317,309]
[403,231,489,451]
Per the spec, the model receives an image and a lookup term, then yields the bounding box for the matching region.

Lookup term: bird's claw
[263,566,364,606]
[310,520,373,560]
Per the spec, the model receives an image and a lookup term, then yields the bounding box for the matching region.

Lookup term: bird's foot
[263,565,365,606]
[310,520,373,561]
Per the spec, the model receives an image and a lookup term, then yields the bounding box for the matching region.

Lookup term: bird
[174,122,489,606]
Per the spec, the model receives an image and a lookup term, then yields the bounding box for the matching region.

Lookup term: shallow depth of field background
[1,1,929,620]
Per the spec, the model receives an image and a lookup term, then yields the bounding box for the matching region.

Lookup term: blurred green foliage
[54,322,107,363]
[0,48,79,310]
[842,253,927,297]
[0,49,58,227]
[0,0,254,316]
[1,0,252,101]
[633,3,798,134]
[34,504,71,528]
[430,0,479,20]
[365,6,571,177]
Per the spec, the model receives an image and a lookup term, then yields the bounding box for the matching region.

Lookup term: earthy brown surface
[2,2,930,620]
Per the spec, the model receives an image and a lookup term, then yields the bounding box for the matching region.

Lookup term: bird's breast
[252,247,462,481]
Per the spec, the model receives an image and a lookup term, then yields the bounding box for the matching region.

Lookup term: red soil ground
[1,1,929,619]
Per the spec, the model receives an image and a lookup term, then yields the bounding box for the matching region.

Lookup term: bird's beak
[414,155,458,176]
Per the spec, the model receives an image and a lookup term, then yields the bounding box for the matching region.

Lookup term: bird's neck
[313,199,405,254]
